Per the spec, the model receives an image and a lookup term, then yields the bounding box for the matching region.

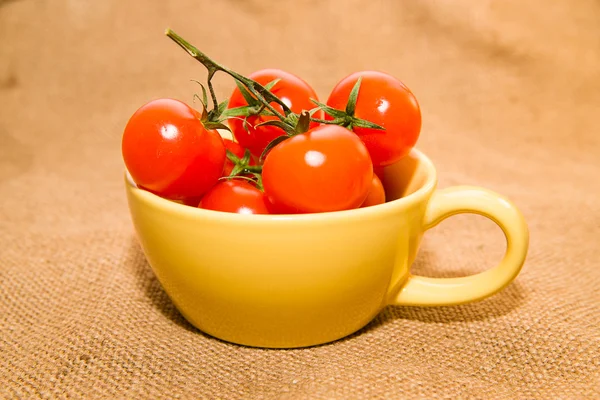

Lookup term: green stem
[206,70,219,114]
[165,29,292,122]
[310,118,340,124]
[244,165,263,173]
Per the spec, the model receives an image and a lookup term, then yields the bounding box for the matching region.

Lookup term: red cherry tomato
[180,196,203,207]
[199,180,271,214]
[262,125,373,214]
[360,173,386,208]
[228,69,323,157]
[326,71,421,167]
[373,165,385,182]
[222,138,257,177]
[122,98,226,200]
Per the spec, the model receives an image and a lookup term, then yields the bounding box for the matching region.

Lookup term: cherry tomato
[373,165,385,181]
[228,69,323,157]
[360,173,386,208]
[199,180,271,214]
[222,138,257,177]
[180,196,203,207]
[262,125,373,214]
[326,71,421,167]
[122,98,226,200]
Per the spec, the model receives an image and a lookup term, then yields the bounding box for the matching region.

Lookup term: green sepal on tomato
[324,71,422,167]
[222,138,258,177]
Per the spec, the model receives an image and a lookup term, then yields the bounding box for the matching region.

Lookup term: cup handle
[394,186,529,306]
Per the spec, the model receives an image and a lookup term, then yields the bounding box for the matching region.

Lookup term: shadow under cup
[125,149,528,348]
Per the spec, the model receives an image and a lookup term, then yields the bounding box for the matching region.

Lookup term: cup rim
[125,148,437,223]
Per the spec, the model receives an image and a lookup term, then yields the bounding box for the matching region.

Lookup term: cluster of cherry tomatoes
[122,35,421,215]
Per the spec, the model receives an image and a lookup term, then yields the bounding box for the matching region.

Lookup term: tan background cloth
[1,0,599,398]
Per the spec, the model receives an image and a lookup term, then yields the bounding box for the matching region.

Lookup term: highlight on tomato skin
[227,69,324,158]
[261,124,374,214]
[122,98,226,200]
[198,180,271,215]
[326,70,421,167]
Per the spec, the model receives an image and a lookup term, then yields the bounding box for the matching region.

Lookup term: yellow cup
[125,148,528,348]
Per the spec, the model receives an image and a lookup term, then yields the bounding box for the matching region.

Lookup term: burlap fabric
[1,0,598,398]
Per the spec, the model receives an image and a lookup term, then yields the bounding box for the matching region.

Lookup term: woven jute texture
[1,0,599,398]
